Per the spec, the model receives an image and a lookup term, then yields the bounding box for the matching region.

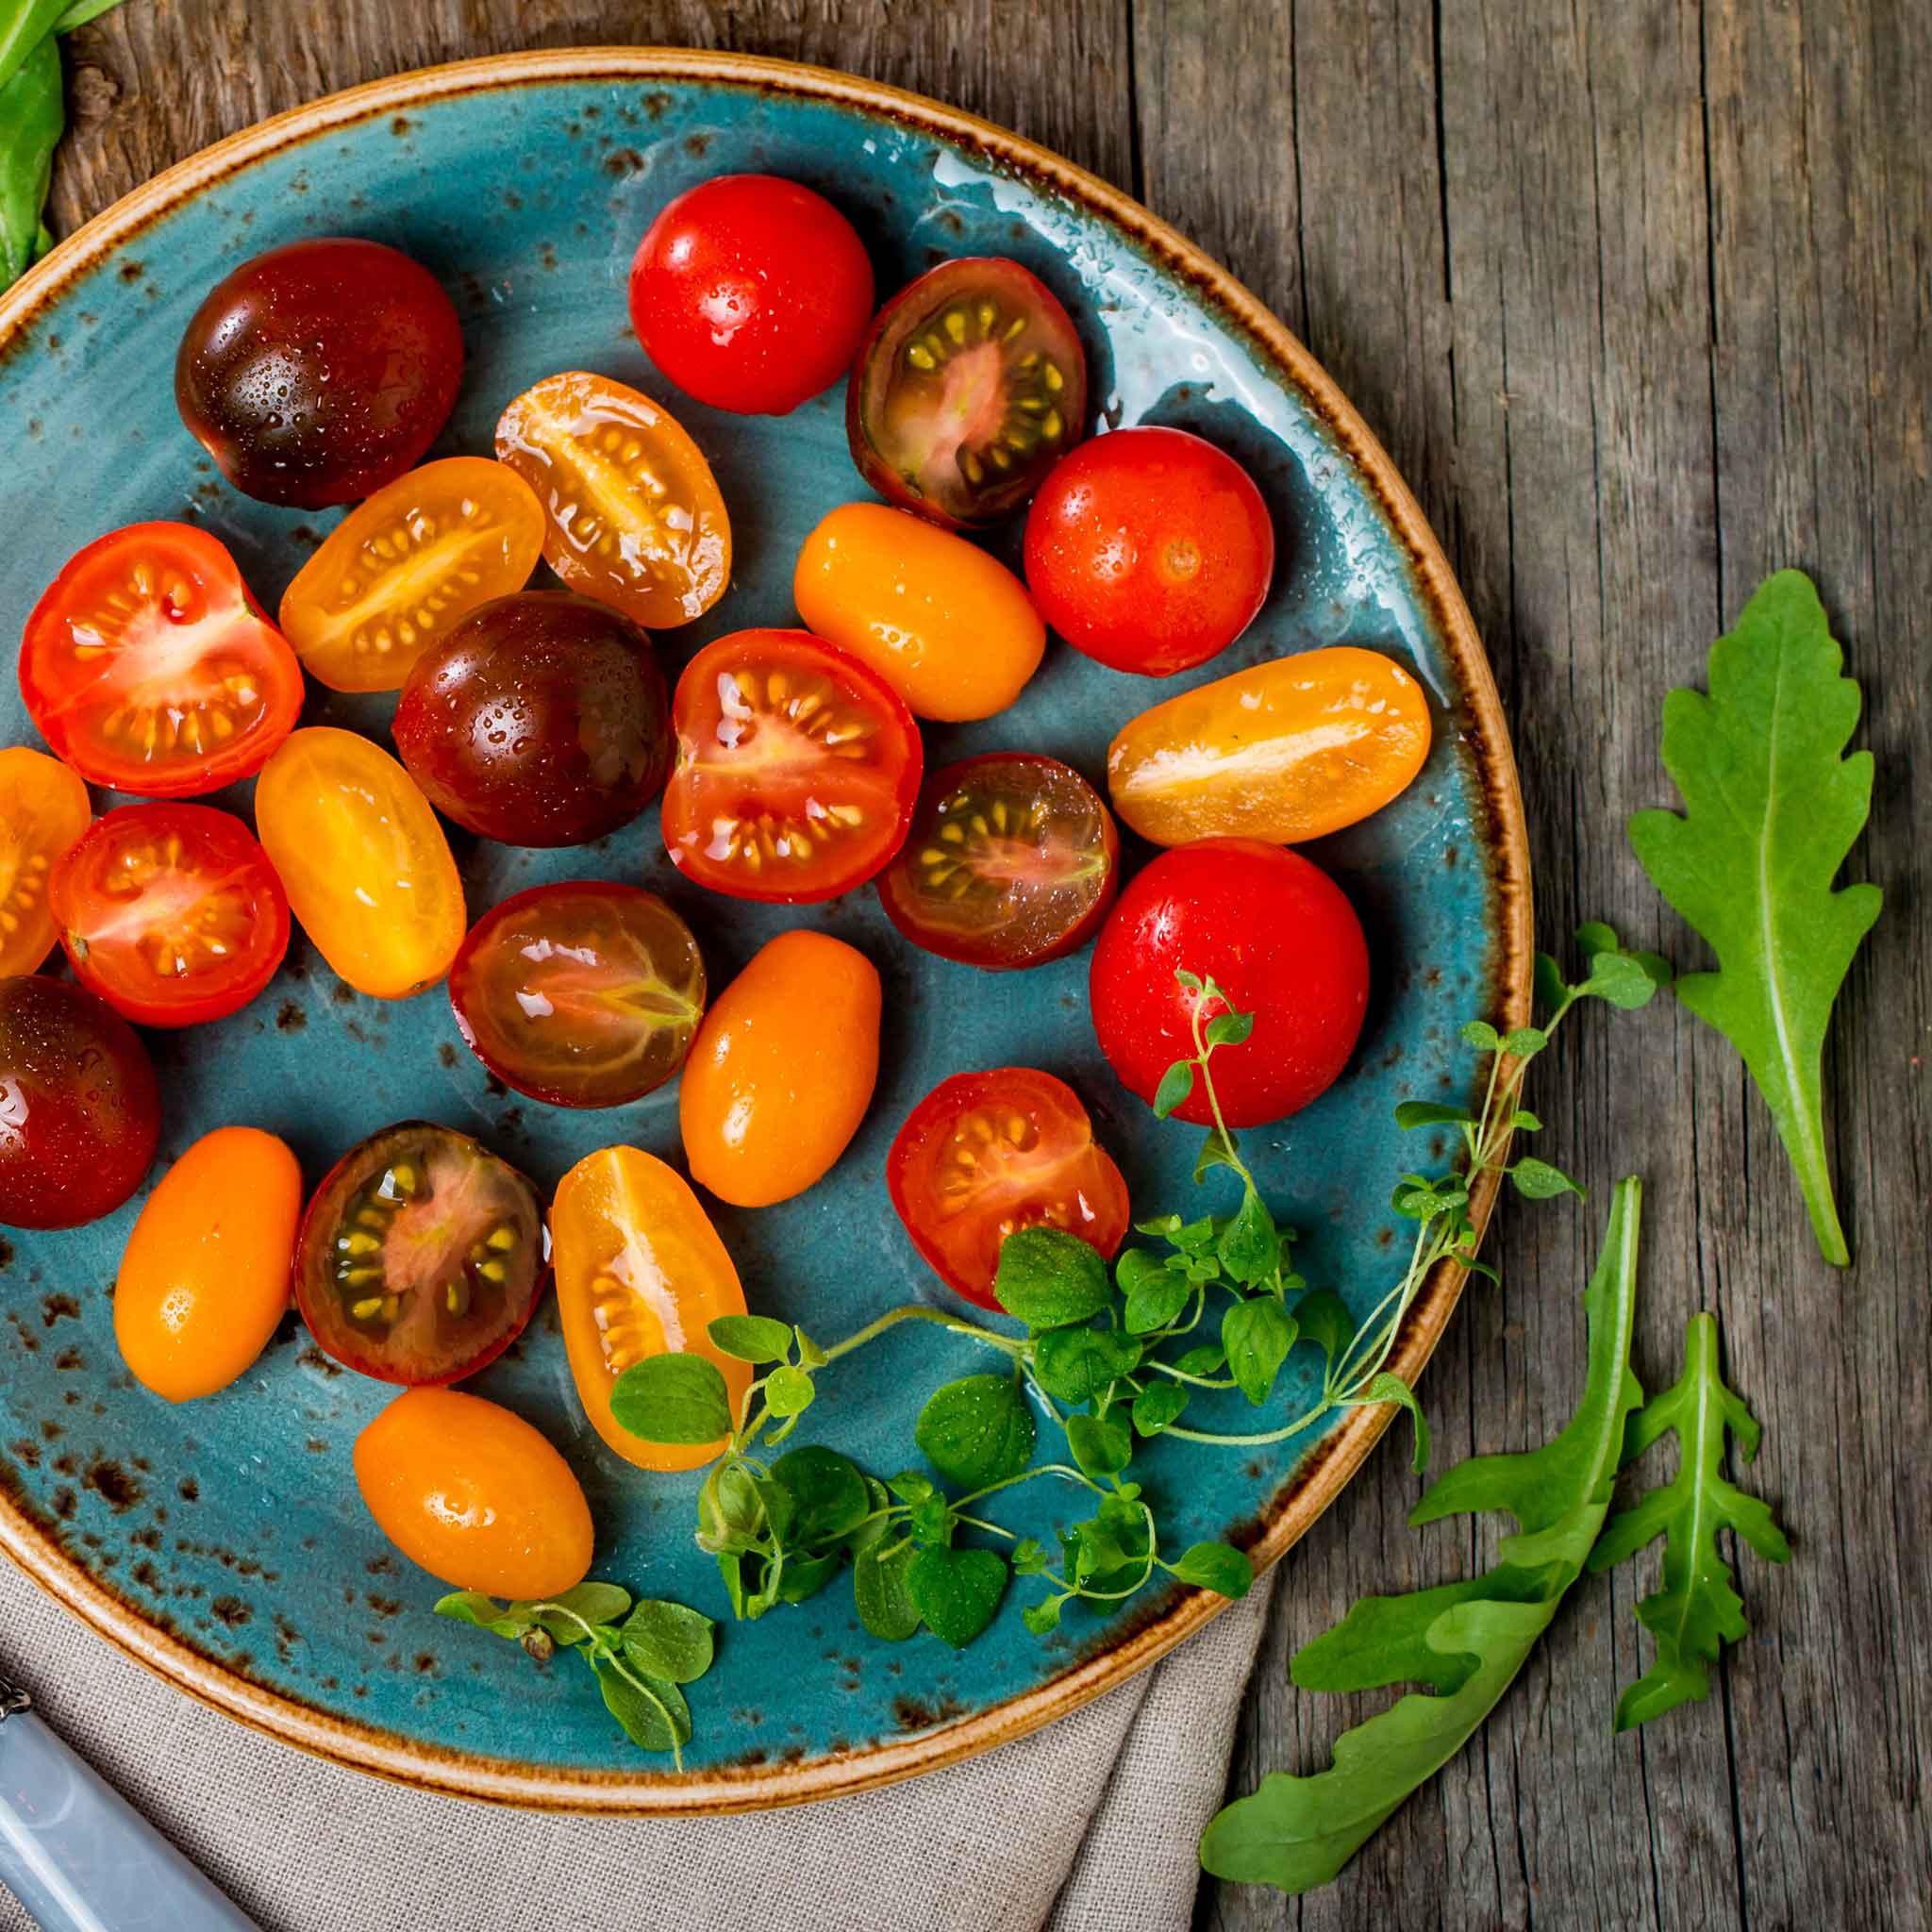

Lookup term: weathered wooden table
[44,4,1928,1926]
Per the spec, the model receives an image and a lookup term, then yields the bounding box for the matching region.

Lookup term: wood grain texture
[43,2,1929,1926]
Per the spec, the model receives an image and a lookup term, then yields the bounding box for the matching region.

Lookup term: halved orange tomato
[0,748,91,975]
[550,1146,753,1473]
[20,523,302,798]
[494,371,730,628]
[277,458,545,691]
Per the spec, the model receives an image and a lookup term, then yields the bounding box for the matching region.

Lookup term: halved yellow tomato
[277,458,544,691]
[0,748,90,974]
[494,371,730,628]
[254,726,465,998]
[550,1146,752,1473]
[1107,646,1433,846]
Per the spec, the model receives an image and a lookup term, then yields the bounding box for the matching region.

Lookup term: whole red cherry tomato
[1024,427,1274,675]
[628,175,874,416]
[1088,839,1368,1127]
[889,1068,1129,1311]
[0,975,160,1230]
[175,238,463,508]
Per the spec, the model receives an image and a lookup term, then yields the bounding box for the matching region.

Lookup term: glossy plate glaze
[0,50,1529,1810]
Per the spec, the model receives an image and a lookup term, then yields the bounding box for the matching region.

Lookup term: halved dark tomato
[449,883,707,1108]
[888,1067,1129,1311]
[294,1124,547,1386]
[51,803,289,1027]
[846,258,1088,529]
[21,524,304,797]
[661,627,923,904]
[875,753,1120,971]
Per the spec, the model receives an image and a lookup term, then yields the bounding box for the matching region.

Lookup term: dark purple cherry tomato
[391,591,673,848]
[847,258,1088,529]
[0,975,160,1230]
[175,238,464,508]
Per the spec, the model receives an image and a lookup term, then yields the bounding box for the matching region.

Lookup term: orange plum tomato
[847,257,1087,528]
[1024,426,1274,675]
[391,591,672,848]
[20,523,303,797]
[628,174,875,416]
[494,371,730,628]
[254,727,465,999]
[175,238,463,508]
[52,804,289,1027]
[0,975,159,1231]
[0,748,90,975]
[294,1122,547,1386]
[677,930,880,1208]
[115,1126,302,1402]
[888,1068,1128,1311]
[1108,647,1432,847]
[551,1145,753,1472]
[354,1386,592,1600]
[661,628,923,903]
[874,753,1118,971]
[792,502,1046,723]
[1089,839,1369,1128]
[277,458,545,692]
[450,883,706,1109]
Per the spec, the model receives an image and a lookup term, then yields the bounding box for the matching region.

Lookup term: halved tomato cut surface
[277,458,546,692]
[52,802,289,1027]
[888,1067,1129,1310]
[0,748,92,976]
[847,258,1088,528]
[21,523,302,797]
[449,883,707,1109]
[875,753,1119,970]
[294,1123,547,1386]
[494,370,730,628]
[661,627,923,904]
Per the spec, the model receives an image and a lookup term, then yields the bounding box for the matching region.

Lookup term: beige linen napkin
[0,1553,1272,1931]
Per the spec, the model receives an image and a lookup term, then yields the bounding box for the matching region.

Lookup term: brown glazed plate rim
[0,46,1532,1813]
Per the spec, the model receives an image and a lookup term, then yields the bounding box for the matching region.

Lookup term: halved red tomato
[51,803,289,1027]
[888,1068,1129,1310]
[847,258,1088,528]
[21,523,303,797]
[875,753,1119,970]
[294,1123,547,1386]
[449,883,707,1108]
[661,627,923,903]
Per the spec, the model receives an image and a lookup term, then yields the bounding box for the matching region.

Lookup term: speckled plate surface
[0,49,1528,1811]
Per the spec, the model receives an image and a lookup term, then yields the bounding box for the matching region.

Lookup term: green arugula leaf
[1628,569,1881,1265]
[914,1374,1036,1488]
[1200,1178,1645,1895]
[994,1227,1113,1329]
[0,32,60,288]
[906,1546,1008,1649]
[1223,1297,1296,1406]
[609,1353,734,1444]
[1586,1311,1790,1729]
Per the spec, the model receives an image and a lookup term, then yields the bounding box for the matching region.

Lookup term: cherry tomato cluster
[0,171,1436,1604]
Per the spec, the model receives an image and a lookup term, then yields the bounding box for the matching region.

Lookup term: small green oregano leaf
[906,1546,1008,1649]
[707,1314,795,1363]
[609,1354,734,1445]
[994,1227,1113,1329]
[1154,1058,1197,1119]
[915,1374,1037,1489]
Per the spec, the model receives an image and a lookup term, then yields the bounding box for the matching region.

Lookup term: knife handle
[0,1702,258,1932]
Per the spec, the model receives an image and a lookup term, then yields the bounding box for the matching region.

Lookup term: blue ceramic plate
[0,50,1527,1809]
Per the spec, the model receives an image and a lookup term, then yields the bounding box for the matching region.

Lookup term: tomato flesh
[278,458,546,692]
[628,174,875,415]
[1089,839,1369,1127]
[295,1123,547,1386]
[450,883,706,1108]
[22,523,303,798]
[0,748,91,976]
[175,238,463,508]
[495,371,731,628]
[847,258,1088,527]
[0,975,159,1231]
[52,803,289,1027]
[888,1067,1129,1310]
[876,753,1119,970]
[662,627,923,903]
